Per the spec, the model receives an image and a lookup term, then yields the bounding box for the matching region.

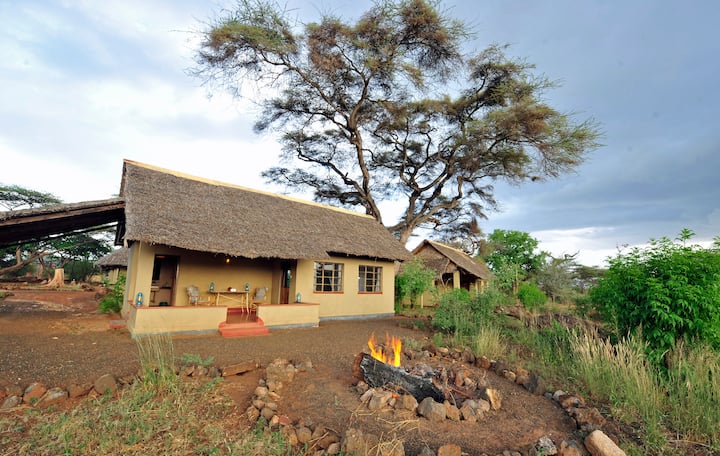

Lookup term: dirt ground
[0,287,584,455]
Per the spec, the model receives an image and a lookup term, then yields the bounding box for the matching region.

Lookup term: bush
[590,230,720,363]
[99,274,125,314]
[433,288,502,338]
[395,258,436,308]
[517,281,546,310]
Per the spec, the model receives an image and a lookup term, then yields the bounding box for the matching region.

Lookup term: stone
[569,407,606,432]
[68,384,92,398]
[584,430,626,456]
[368,390,393,410]
[253,386,269,399]
[266,358,296,383]
[437,443,462,456]
[5,385,22,397]
[246,405,260,422]
[515,367,530,385]
[559,394,585,410]
[399,393,418,412]
[479,387,502,410]
[93,374,118,395]
[355,380,370,394]
[417,397,446,422]
[523,372,546,396]
[418,445,436,455]
[282,427,299,446]
[37,387,68,407]
[1,395,21,410]
[327,442,341,455]
[459,403,477,422]
[269,415,281,428]
[296,426,312,444]
[558,440,582,456]
[23,382,47,404]
[260,407,275,421]
[317,432,340,449]
[493,360,508,376]
[277,414,292,426]
[476,355,491,369]
[444,401,461,421]
[461,348,476,364]
[533,436,557,455]
[502,370,516,382]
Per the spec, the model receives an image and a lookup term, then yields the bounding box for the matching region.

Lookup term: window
[314,262,343,292]
[358,265,382,293]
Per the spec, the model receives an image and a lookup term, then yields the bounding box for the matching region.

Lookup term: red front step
[218,317,270,338]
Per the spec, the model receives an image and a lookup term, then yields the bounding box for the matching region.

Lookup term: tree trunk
[46,268,65,288]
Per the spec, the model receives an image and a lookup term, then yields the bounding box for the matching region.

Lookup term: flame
[368,332,402,367]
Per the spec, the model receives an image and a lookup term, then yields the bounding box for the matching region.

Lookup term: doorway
[151,255,178,306]
[280,262,292,304]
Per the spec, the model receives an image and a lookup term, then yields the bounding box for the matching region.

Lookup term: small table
[211,290,250,311]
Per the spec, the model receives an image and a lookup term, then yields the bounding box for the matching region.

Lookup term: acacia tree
[195,0,600,244]
[0,185,112,279]
[481,229,546,294]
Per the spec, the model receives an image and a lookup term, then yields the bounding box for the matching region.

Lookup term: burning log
[354,352,445,403]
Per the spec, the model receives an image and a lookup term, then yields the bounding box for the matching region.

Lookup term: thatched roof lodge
[118,160,411,336]
[412,240,494,302]
[120,160,411,262]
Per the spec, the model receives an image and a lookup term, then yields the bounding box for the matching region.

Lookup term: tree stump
[46,268,65,288]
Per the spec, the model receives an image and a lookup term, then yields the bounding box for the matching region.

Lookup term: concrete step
[218,318,270,338]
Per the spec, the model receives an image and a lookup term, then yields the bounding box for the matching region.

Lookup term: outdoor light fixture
[225,257,230,264]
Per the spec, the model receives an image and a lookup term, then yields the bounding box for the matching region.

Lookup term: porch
[126,302,320,337]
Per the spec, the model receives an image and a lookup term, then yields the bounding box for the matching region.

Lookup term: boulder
[584,430,626,456]
[417,397,446,422]
[23,382,47,404]
[37,387,68,407]
[93,374,118,395]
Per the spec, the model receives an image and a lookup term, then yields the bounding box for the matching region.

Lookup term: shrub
[99,274,125,314]
[517,281,546,310]
[433,288,502,338]
[395,258,436,308]
[590,230,720,363]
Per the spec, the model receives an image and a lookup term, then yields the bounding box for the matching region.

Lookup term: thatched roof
[0,198,124,247]
[95,247,129,268]
[412,240,494,280]
[119,160,411,262]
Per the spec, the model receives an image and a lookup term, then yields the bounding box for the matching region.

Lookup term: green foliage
[483,230,546,277]
[99,274,125,314]
[180,353,215,367]
[395,258,436,307]
[0,184,61,211]
[590,231,720,362]
[517,281,546,310]
[433,288,502,338]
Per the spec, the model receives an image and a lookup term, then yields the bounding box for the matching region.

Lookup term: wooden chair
[251,287,268,311]
[186,285,211,306]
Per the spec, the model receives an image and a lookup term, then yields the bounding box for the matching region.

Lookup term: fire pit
[352,333,503,419]
[353,332,444,403]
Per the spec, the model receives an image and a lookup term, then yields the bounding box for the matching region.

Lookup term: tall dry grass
[570,330,666,450]
[665,341,720,451]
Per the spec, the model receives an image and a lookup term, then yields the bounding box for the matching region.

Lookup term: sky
[1,0,718,267]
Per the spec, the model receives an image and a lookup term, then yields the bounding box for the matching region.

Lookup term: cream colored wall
[122,242,155,317]
[169,249,274,306]
[296,257,395,318]
[257,303,319,328]
[128,305,228,336]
